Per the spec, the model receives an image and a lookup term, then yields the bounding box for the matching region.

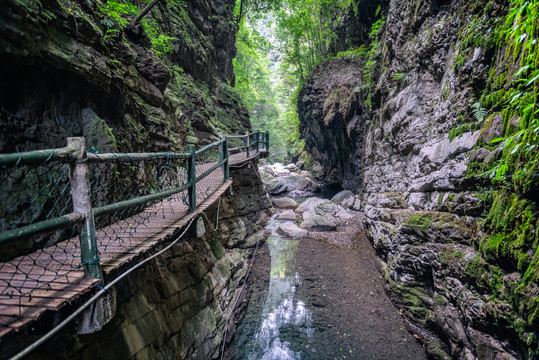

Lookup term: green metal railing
[0,131,269,299]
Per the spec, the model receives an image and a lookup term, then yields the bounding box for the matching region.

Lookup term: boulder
[284,163,298,171]
[352,197,362,211]
[298,170,313,178]
[259,165,276,177]
[264,178,288,196]
[272,197,298,209]
[335,206,355,222]
[277,222,308,239]
[277,210,297,221]
[300,213,337,231]
[271,163,291,176]
[288,190,316,198]
[314,201,336,216]
[279,175,319,193]
[295,198,327,214]
[341,196,355,209]
[331,190,355,206]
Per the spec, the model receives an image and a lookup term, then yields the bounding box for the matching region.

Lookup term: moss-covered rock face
[298,0,538,358]
[0,0,250,154]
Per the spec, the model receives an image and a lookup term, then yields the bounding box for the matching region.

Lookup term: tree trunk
[131,0,161,26]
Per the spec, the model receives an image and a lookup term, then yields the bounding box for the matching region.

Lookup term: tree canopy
[233,0,357,162]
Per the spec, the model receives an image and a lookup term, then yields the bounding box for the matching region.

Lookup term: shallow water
[230,219,316,360]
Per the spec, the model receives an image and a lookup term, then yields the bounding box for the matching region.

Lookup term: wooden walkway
[0,150,267,340]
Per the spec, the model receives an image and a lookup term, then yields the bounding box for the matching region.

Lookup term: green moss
[437,193,444,207]
[479,191,537,272]
[472,186,539,356]
[404,212,471,236]
[405,213,433,231]
[433,294,448,306]
[440,246,466,265]
[449,123,474,141]
[464,255,504,293]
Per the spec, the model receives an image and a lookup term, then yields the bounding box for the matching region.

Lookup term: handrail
[0,130,270,284]
[0,213,84,246]
[87,152,191,162]
[0,147,78,168]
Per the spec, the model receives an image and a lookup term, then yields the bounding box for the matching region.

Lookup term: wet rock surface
[277,221,308,239]
[272,197,299,210]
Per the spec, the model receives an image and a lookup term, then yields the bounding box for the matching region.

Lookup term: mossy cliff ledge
[0,0,249,154]
[298,0,538,358]
[2,164,272,360]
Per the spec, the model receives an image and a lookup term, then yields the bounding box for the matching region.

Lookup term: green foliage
[480,191,537,270]
[91,0,186,59]
[391,71,407,83]
[471,101,488,122]
[274,0,355,83]
[150,34,178,54]
[453,8,502,71]
[334,45,367,59]
[361,16,385,109]
[234,19,291,160]
[235,0,283,21]
[477,189,539,355]
[482,0,539,191]
[233,19,275,114]
[96,0,137,29]
[233,0,362,161]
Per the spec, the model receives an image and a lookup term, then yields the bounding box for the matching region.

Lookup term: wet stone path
[225,218,427,360]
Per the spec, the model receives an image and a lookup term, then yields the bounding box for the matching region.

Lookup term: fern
[471,101,487,122]
[100,18,115,29]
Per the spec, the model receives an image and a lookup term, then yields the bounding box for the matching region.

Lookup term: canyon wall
[0,0,249,154]
[2,163,271,360]
[299,0,538,358]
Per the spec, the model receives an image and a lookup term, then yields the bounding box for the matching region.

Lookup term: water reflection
[247,225,314,360]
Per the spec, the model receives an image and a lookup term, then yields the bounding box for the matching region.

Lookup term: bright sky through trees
[233,0,357,162]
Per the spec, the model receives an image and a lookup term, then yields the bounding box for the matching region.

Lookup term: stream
[226,194,427,360]
[233,217,313,359]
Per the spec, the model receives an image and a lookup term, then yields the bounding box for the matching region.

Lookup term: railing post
[256,132,260,154]
[188,145,196,212]
[266,131,270,151]
[68,137,103,283]
[246,132,250,158]
[220,137,230,181]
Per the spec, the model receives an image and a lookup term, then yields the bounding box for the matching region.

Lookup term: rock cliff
[0,0,249,154]
[298,0,538,358]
